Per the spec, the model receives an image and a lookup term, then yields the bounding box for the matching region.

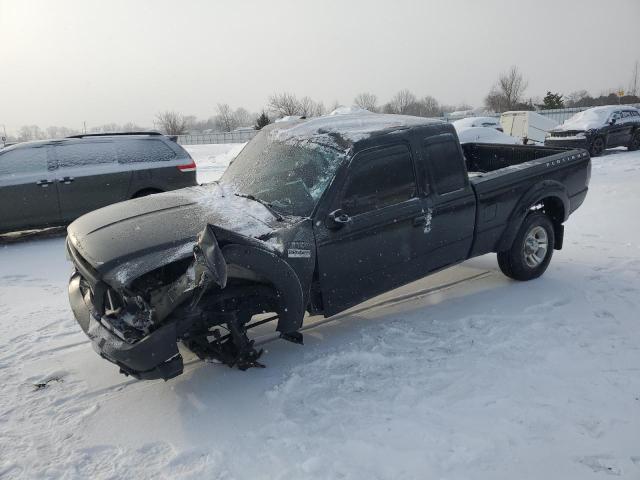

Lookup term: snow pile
[456,126,521,144]
[275,115,304,123]
[1,150,640,477]
[328,106,373,116]
[183,143,245,183]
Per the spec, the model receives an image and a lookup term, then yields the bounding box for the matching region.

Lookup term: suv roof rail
[66,131,164,139]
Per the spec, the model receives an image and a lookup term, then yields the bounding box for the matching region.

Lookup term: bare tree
[18,125,46,141]
[386,89,418,114]
[298,96,316,117]
[214,104,239,132]
[234,107,252,127]
[121,122,143,132]
[155,111,188,135]
[314,100,326,117]
[353,92,378,112]
[268,92,302,117]
[46,125,80,138]
[485,66,528,112]
[419,95,440,116]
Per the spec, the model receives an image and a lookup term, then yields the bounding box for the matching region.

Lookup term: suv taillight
[177,159,196,172]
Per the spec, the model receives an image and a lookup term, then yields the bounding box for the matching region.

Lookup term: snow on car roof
[557,105,638,131]
[271,113,443,146]
[452,117,500,129]
[456,126,521,145]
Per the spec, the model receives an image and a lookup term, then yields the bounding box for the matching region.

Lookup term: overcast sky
[1,0,639,133]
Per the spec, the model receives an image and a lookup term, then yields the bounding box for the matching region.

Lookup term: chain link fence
[177,130,257,145]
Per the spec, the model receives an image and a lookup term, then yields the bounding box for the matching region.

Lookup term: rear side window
[117,139,177,163]
[422,135,467,194]
[0,146,49,176]
[341,144,416,216]
[55,141,116,168]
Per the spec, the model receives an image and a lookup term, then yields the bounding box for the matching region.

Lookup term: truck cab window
[341,144,416,216]
[422,135,467,194]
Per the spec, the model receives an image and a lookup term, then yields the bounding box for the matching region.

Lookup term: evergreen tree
[541,91,565,110]
[254,111,271,130]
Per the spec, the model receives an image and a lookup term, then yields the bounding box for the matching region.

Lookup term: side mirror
[609,118,616,125]
[326,209,351,230]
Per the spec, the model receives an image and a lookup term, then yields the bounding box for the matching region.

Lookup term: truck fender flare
[222,244,305,334]
[497,180,569,252]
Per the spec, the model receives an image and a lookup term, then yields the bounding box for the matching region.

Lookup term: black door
[314,143,435,316]
[606,110,627,147]
[0,145,61,232]
[616,110,640,146]
[52,140,132,222]
[417,133,476,270]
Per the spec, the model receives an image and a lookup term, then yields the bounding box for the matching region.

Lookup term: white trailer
[500,111,559,145]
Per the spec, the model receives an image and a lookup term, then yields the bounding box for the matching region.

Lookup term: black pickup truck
[66,113,591,380]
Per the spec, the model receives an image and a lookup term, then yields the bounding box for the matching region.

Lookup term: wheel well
[531,196,565,249]
[532,196,565,224]
[132,188,162,199]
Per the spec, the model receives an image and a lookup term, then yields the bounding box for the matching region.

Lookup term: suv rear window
[117,139,176,163]
[55,141,116,168]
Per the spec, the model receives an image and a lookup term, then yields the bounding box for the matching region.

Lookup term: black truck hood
[67,183,288,286]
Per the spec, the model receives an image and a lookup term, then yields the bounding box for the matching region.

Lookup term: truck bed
[460,143,591,257]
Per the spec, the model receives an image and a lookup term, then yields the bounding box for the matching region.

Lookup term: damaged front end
[67,224,306,381]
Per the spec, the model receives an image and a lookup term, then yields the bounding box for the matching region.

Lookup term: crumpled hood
[67,183,287,285]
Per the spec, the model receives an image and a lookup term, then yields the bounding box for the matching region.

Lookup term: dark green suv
[0,132,197,234]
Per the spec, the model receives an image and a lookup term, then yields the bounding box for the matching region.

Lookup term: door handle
[58,176,75,184]
[36,179,53,187]
[412,215,427,227]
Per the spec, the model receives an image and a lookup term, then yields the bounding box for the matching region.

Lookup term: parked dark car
[66,114,591,380]
[0,132,197,234]
[545,105,640,156]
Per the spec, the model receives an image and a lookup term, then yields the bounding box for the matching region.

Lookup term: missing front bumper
[68,273,183,381]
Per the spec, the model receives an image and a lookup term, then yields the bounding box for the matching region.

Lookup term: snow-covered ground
[183,143,246,184]
[1,148,640,479]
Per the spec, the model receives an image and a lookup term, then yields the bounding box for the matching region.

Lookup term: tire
[628,130,640,151]
[589,136,605,157]
[497,212,555,281]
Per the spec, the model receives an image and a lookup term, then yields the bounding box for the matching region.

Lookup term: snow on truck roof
[270,113,444,146]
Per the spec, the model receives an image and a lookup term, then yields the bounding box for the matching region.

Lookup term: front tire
[589,136,605,157]
[497,212,555,281]
[628,130,640,151]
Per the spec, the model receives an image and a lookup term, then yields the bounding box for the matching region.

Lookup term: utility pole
[83,121,86,134]
[631,60,639,97]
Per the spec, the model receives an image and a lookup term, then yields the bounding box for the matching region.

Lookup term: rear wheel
[628,130,640,151]
[589,136,605,157]
[497,212,555,281]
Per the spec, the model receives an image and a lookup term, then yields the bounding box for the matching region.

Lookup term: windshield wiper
[234,193,284,221]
